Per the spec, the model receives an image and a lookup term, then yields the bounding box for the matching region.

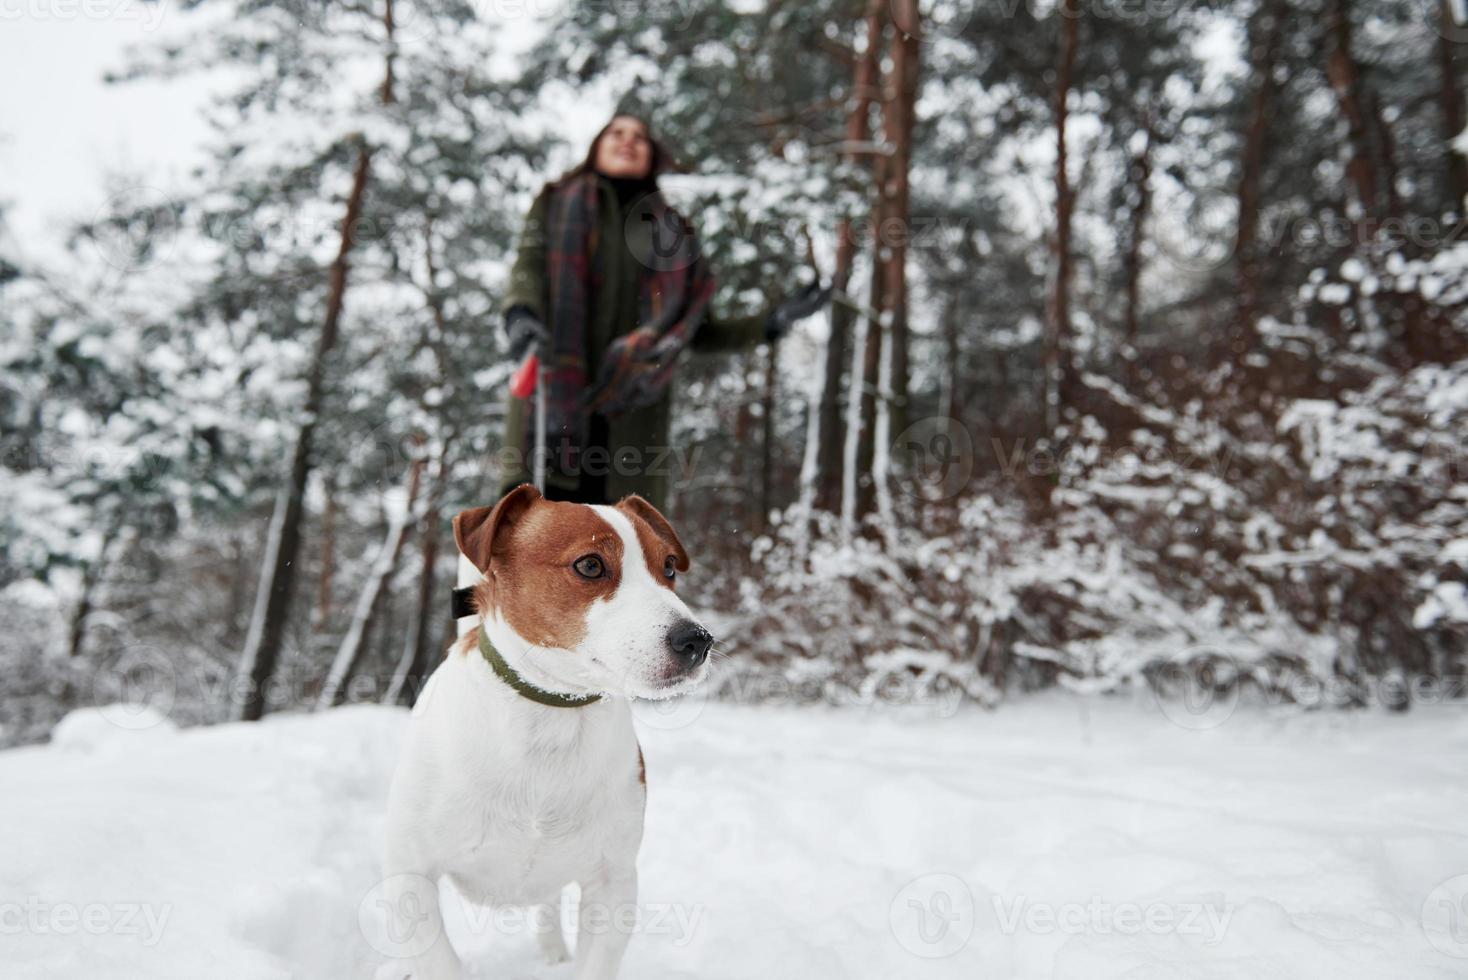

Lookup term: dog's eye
[572,555,606,579]
[663,556,677,581]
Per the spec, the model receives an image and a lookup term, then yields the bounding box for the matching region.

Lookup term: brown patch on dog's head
[615,495,688,589]
[454,483,542,574]
[453,485,627,651]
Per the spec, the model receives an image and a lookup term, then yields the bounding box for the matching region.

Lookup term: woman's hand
[504,306,549,362]
[765,280,833,341]
[588,328,666,416]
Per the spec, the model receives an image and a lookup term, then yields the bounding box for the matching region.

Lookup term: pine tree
[109,0,549,717]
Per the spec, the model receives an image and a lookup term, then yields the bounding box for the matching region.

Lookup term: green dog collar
[477,629,603,709]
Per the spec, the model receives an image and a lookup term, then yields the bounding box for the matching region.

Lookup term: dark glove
[587,328,669,416]
[765,280,832,341]
[504,306,548,362]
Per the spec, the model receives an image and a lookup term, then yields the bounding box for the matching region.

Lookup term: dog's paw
[537,932,572,966]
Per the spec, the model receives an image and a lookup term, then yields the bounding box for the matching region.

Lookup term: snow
[49,705,176,746]
[1414,582,1468,629]
[0,578,60,610]
[3,697,1467,978]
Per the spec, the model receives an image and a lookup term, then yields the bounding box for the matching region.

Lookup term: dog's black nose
[666,620,713,669]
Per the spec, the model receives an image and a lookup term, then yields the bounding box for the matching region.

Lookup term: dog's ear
[616,494,689,572]
[454,484,542,573]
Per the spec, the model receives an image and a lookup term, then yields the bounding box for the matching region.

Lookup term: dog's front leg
[379,868,462,980]
[533,901,571,965]
[572,866,638,980]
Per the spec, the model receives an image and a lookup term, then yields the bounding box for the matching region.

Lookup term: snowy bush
[718,339,1468,707]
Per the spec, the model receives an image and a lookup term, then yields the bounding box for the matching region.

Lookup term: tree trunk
[373,592,396,680]
[991,332,1009,437]
[225,533,248,635]
[851,225,888,525]
[235,141,373,721]
[1046,0,1080,436]
[884,0,921,442]
[814,0,885,515]
[68,525,117,658]
[851,2,920,526]
[399,226,457,706]
[315,486,337,630]
[1122,109,1154,384]
[732,368,755,526]
[1235,0,1284,345]
[1325,0,1383,229]
[939,296,960,424]
[387,596,421,707]
[1440,0,1468,213]
[235,2,394,720]
[1368,89,1402,220]
[758,342,778,530]
[317,454,423,709]
[396,496,444,706]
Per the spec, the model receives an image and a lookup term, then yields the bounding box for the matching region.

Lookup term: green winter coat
[499,175,767,509]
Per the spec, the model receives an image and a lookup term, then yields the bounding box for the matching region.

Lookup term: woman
[499,113,829,510]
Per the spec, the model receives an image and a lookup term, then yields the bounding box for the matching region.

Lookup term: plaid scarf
[540,172,715,455]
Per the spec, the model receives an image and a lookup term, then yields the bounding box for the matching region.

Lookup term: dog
[381,484,714,980]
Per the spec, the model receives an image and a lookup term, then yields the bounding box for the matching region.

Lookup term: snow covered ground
[3,693,1467,979]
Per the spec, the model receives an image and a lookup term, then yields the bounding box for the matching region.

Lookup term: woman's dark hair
[550,113,684,189]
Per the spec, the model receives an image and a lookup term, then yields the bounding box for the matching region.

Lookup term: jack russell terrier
[381,484,714,980]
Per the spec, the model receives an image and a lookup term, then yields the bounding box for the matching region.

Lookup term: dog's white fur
[382,502,708,979]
